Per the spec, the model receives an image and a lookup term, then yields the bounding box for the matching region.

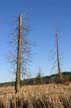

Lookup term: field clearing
[0,84,71,108]
[0,84,71,95]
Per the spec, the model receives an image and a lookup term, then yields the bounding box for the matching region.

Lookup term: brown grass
[0,84,71,108]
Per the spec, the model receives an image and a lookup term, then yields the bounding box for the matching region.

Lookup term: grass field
[0,84,71,108]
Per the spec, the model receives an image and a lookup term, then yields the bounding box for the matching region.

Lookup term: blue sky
[0,0,71,82]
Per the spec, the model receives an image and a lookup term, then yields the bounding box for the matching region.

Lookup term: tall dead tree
[15,15,22,93]
[11,14,31,93]
[9,13,32,93]
[56,32,62,83]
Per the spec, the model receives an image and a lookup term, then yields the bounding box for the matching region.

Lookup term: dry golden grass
[0,84,71,108]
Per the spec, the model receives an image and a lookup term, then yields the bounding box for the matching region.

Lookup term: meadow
[0,84,71,108]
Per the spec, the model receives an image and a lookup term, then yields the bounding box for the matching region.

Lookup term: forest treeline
[0,72,71,87]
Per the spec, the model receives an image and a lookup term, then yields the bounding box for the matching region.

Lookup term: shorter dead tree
[56,32,63,83]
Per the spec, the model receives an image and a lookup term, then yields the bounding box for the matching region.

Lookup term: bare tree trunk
[15,15,22,93]
[56,32,62,83]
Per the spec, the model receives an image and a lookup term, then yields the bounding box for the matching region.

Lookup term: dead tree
[9,14,31,93]
[56,32,62,83]
[15,15,22,93]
